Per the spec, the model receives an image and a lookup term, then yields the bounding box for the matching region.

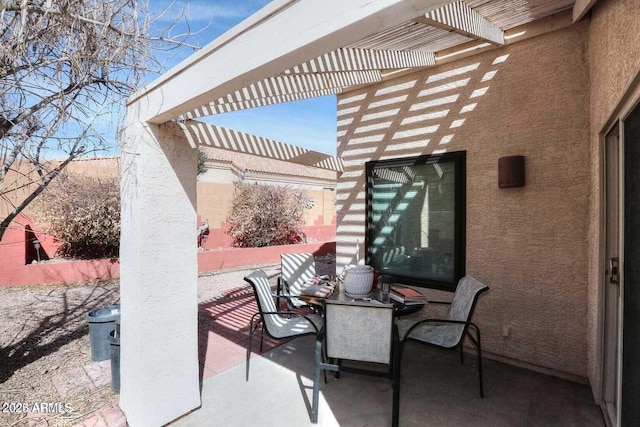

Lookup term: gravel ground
[0,280,120,427]
[0,259,335,427]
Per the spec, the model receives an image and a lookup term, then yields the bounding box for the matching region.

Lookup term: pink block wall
[198,216,336,251]
[1,258,121,287]
[1,213,336,287]
[197,241,336,273]
[1,235,335,287]
[0,215,65,286]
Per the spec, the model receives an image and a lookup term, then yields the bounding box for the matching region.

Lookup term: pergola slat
[214,70,381,105]
[284,47,435,74]
[178,120,344,172]
[180,87,344,119]
[420,1,505,45]
[181,48,436,120]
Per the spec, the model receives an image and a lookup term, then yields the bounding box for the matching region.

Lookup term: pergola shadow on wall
[118,1,637,426]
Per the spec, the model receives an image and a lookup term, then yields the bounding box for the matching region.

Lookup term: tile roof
[201,147,337,181]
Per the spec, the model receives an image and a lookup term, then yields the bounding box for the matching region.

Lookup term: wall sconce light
[498,155,525,188]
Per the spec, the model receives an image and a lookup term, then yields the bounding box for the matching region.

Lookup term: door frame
[598,78,640,427]
[600,118,623,427]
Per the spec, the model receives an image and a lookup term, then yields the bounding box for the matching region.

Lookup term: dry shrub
[35,174,120,258]
[226,183,311,248]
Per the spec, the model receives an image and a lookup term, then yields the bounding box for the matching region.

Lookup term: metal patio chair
[392,275,489,427]
[311,297,398,424]
[279,252,317,311]
[244,268,323,381]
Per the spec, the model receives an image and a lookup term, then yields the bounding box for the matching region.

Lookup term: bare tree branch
[0,144,81,239]
[0,0,200,241]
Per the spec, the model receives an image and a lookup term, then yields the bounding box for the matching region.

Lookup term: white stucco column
[119,113,200,426]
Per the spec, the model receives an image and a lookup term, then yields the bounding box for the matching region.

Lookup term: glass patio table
[330,291,426,317]
[298,279,426,318]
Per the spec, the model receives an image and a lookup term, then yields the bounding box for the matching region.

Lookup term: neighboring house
[0,144,336,268]
[116,2,640,426]
[197,146,336,248]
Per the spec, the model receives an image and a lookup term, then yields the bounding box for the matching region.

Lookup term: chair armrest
[409,318,467,325]
[401,318,468,340]
[427,300,452,305]
[260,310,321,333]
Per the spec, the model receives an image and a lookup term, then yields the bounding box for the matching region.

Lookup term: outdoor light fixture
[498,155,525,188]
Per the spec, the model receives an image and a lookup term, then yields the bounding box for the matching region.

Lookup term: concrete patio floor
[174,333,603,427]
[173,266,604,427]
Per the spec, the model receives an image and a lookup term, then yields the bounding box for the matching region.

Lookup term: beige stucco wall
[0,158,120,219]
[586,0,640,398]
[65,157,120,177]
[197,179,335,230]
[197,181,236,228]
[337,22,591,377]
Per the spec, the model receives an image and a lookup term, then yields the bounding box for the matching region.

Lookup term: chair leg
[392,341,405,427]
[322,336,328,384]
[246,320,258,381]
[260,324,265,352]
[311,335,324,423]
[476,328,484,398]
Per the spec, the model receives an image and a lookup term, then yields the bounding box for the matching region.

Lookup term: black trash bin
[86,304,120,361]
[108,321,120,393]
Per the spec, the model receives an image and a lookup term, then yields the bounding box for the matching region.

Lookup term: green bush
[197,148,208,176]
[226,183,311,248]
[35,174,120,258]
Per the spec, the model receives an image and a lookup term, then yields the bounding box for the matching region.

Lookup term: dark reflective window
[366,151,465,291]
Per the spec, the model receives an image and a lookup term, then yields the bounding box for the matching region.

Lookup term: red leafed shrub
[35,173,120,259]
[226,183,311,248]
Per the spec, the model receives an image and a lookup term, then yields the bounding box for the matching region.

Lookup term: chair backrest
[281,252,316,297]
[325,300,394,364]
[447,275,489,323]
[244,269,285,333]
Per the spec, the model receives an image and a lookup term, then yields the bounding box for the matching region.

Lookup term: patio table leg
[392,340,404,427]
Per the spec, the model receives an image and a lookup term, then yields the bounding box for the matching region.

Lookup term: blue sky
[152,0,338,156]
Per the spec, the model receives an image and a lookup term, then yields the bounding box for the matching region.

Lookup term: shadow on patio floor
[196,270,292,382]
[180,269,604,427]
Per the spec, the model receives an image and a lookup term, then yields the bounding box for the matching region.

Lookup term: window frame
[365,151,466,292]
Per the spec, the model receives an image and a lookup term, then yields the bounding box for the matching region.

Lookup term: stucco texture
[119,121,200,426]
[586,0,640,396]
[337,23,591,377]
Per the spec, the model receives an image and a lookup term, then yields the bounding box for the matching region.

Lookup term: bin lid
[86,304,121,323]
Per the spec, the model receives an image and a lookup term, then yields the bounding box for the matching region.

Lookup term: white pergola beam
[573,0,598,22]
[182,47,438,119]
[284,47,435,74]
[419,0,505,45]
[129,0,454,124]
[179,120,344,172]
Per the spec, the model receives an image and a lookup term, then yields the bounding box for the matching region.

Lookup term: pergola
[120,1,598,425]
